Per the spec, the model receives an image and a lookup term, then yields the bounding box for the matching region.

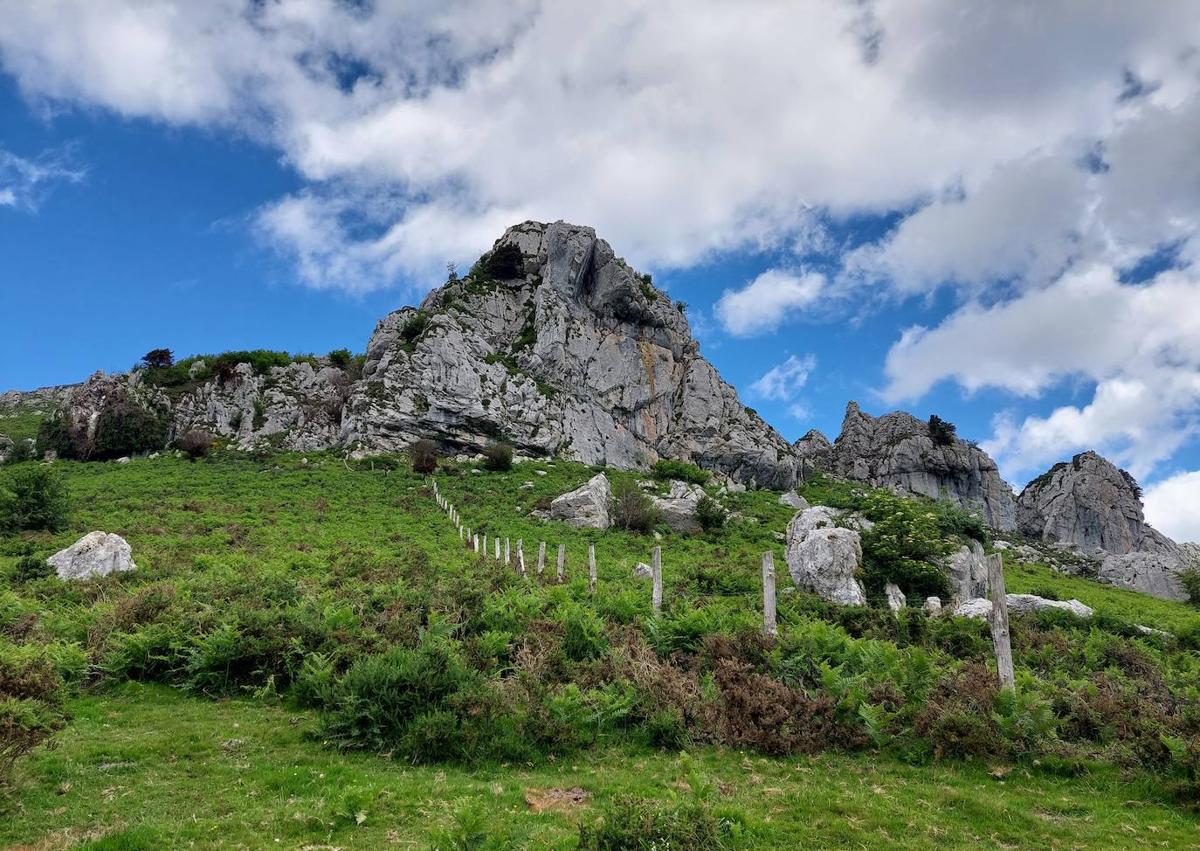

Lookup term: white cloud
[750,354,817,402]
[1144,471,1200,543]
[715,270,825,337]
[884,265,1200,478]
[3,2,1197,292]
[0,147,83,211]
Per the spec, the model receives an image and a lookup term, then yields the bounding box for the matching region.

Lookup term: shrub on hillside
[482,440,513,471]
[476,243,525,280]
[140,348,175,369]
[2,439,33,466]
[928,415,957,447]
[578,792,740,850]
[652,459,710,484]
[0,643,68,788]
[409,439,438,475]
[695,495,727,532]
[400,312,429,349]
[327,348,352,368]
[0,465,69,535]
[610,478,661,533]
[177,429,212,460]
[92,401,168,460]
[1179,568,1200,607]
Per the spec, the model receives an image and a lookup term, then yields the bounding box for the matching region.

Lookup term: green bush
[482,440,513,471]
[1179,568,1200,607]
[0,465,69,535]
[409,439,438,475]
[610,478,661,532]
[0,642,68,788]
[695,495,727,532]
[652,459,710,484]
[327,348,352,368]
[477,243,524,280]
[400,312,429,349]
[928,415,957,446]
[92,401,168,460]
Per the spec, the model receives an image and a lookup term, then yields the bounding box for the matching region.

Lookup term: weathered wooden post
[494,536,501,561]
[517,539,526,576]
[651,546,662,614]
[473,534,480,553]
[557,544,566,583]
[588,544,597,594]
[537,542,546,577]
[761,552,777,637]
[482,534,488,556]
[987,552,1015,689]
[504,538,510,565]
[459,527,464,542]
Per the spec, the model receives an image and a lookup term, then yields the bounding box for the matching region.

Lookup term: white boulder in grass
[953,594,1094,620]
[49,532,137,581]
[784,506,867,606]
[885,583,906,613]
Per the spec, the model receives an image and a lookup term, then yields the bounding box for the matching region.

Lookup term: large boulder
[550,473,612,528]
[49,532,137,581]
[829,402,1016,531]
[954,594,1093,620]
[1018,451,1190,600]
[779,489,809,509]
[650,480,707,533]
[784,506,866,605]
[946,540,989,603]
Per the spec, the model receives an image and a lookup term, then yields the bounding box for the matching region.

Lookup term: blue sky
[1,2,1198,540]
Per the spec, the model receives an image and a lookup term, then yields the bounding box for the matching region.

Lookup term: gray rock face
[779,489,809,509]
[923,596,942,615]
[784,506,867,605]
[885,583,906,612]
[946,541,989,603]
[793,429,834,481]
[1018,451,1189,600]
[827,402,1016,530]
[651,480,708,533]
[49,531,137,581]
[340,221,798,488]
[549,473,612,528]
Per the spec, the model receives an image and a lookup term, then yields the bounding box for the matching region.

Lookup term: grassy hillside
[2,452,1200,848]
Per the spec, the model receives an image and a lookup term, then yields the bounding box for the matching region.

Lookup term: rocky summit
[1018,451,1192,600]
[806,401,1018,531]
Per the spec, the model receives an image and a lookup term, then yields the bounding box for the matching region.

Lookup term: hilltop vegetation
[2,451,1200,847]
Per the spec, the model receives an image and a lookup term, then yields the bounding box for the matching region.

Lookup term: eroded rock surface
[827,402,1016,530]
[784,506,866,605]
[549,473,612,528]
[1018,451,1190,600]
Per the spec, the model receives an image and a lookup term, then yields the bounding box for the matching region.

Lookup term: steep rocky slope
[1018,451,1192,600]
[340,221,798,487]
[821,401,1018,531]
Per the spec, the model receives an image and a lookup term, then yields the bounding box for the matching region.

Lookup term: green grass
[4,683,1197,849]
[0,411,45,444]
[4,453,1200,847]
[1003,558,1200,634]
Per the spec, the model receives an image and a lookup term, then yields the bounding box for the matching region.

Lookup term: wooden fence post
[557,544,566,583]
[651,546,662,614]
[987,553,1015,689]
[482,534,487,556]
[473,534,479,554]
[537,542,546,577]
[588,544,597,594]
[517,539,526,576]
[761,552,777,637]
[494,537,501,561]
[504,538,510,566]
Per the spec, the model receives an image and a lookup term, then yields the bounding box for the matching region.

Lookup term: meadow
[2,451,1200,848]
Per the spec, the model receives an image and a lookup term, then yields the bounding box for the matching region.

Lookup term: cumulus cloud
[884,265,1200,478]
[3,1,1197,291]
[0,147,83,211]
[715,270,825,337]
[750,354,817,403]
[1143,471,1200,543]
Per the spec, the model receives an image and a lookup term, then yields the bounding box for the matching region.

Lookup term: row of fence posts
[430,479,1015,689]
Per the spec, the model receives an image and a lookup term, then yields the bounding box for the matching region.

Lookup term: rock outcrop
[1017,451,1189,600]
[49,532,137,581]
[549,473,612,528]
[340,222,798,488]
[784,506,866,605]
[793,429,834,481]
[946,541,989,603]
[827,402,1017,530]
[954,595,1094,620]
[650,480,707,533]
[779,490,808,509]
